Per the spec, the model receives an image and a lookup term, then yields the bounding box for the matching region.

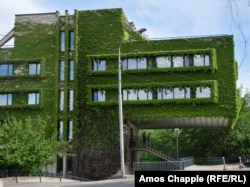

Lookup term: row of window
[58,120,73,142]
[59,60,74,81]
[0,60,75,81]
[0,63,40,76]
[93,54,210,71]
[93,86,211,102]
[0,92,39,106]
[60,31,74,52]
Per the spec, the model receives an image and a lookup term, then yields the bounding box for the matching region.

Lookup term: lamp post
[174,128,179,160]
[118,41,125,178]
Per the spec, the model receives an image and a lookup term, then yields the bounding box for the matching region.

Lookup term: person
[147,133,150,146]
[142,131,146,146]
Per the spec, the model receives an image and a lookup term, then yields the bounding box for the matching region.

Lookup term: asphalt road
[4,178,134,187]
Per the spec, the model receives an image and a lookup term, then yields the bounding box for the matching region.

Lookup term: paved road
[4,178,134,187]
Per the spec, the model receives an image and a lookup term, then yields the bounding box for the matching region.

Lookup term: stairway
[129,137,176,161]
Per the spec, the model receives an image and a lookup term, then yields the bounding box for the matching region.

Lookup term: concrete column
[63,155,67,176]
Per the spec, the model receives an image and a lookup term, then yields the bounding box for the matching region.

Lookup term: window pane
[184,55,193,67]
[29,63,40,75]
[156,57,171,68]
[196,86,211,98]
[158,88,173,99]
[98,90,105,101]
[127,89,137,100]
[173,88,185,99]
[0,93,12,106]
[137,90,147,100]
[185,87,191,98]
[68,120,73,141]
[137,58,147,69]
[58,121,63,140]
[0,64,13,76]
[59,60,65,81]
[93,59,106,71]
[93,90,105,102]
[69,90,74,111]
[173,56,184,67]
[60,31,65,52]
[204,55,210,66]
[59,90,64,111]
[122,59,128,70]
[28,92,39,104]
[127,58,137,69]
[123,89,128,101]
[69,31,74,51]
[69,60,74,81]
[194,55,203,66]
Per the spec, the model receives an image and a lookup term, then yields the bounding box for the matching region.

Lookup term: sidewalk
[185,163,250,171]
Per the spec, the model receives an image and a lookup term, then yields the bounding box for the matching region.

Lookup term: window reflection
[93,90,105,101]
[156,57,171,68]
[69,31,74,51]
[29,63,40,75]
[68,120,73,141]
[28,92,39,104]
[0,64,13,76]
[0,93,12,105]
[69,60,74,81]
[196,86,211,98]
[59,90,64,111]
[93,59,106,71]
[59,60,65,81]
[69,90,74,111]
[60,31,65,52]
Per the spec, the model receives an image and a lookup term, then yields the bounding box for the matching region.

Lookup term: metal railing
[130,136,177,159]
[0,170,91,183]
[133,157,194,173]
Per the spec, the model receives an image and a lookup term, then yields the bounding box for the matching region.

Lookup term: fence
[0,170,90,183]
[133,156,194,173]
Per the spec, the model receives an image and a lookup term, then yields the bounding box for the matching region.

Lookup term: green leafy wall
[0,13,59,125]
[0,8,239,179]
[84,36,239,128]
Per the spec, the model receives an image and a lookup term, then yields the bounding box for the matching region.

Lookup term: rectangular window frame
[28,92,40,105]
[29,63,41,75]
[0,93,13,106]
[0,63,13,76]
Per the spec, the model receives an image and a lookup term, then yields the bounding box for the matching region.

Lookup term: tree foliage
[0,116,67,171]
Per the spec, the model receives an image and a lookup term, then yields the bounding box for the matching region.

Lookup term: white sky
[0,0,249,92]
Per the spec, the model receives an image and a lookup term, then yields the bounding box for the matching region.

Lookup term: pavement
[185,163,250,171]
[1,165,249,187]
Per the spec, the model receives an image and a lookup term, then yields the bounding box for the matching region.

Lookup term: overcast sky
[0,0,249,93]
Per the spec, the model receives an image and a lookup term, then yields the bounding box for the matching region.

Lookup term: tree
[0,116,66,171]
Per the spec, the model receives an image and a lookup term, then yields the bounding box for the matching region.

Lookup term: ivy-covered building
[0,8,240,179]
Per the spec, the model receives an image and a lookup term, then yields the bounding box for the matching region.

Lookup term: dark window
[69,31,74,51]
